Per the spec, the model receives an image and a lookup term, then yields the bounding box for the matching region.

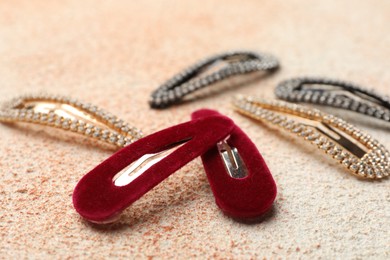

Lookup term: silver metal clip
[113,138,190,186]
[217,140,248,179]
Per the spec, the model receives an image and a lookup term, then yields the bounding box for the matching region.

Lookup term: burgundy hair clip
[73,110,276,223]
[192,109,277,219]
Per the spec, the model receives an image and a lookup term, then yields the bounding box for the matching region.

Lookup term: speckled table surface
[1,0,389,259]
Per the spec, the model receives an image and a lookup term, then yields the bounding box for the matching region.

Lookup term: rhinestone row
[233,96,390,179]
[150,50,279,108]
[275,77,390,122]
[0,94,143,148]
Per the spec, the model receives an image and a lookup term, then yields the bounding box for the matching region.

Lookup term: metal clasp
[217,139,248,179]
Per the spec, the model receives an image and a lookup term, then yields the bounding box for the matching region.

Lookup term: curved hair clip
[275,77,390,122]
[0,94,142,148]
[191,109,277,219]
[149,50,279,108]
[233,95,390,179]
[73,115,235,223]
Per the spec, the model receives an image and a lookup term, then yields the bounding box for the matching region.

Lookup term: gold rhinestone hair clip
[233,95,390,179]
[0,94,143,148]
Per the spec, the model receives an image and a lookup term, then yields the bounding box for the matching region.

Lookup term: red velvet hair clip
[192,109,277,219]
[73,115,235,223]
[73,110,276,223]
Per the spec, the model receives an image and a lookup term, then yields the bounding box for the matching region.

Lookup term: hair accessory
[191,109,277,219]
[233,96,390,179]
[149,50,279,108]
[0,94,142,148]
[73,115,235,223]
[275,77,390,122]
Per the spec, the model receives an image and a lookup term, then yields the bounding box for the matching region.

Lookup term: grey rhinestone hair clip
[275,77,390,122]
[149,50,279,109]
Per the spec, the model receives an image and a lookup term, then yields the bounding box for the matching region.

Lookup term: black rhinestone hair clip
[149,50,279,109]
[275,77,390,123]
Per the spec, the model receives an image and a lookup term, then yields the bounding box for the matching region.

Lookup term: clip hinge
[217,140,248,179]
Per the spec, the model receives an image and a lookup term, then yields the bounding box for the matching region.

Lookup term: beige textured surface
[1,0,389,259]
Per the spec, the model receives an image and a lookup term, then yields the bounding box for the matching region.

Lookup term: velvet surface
[73,115,234,223]
[192,109,277,219]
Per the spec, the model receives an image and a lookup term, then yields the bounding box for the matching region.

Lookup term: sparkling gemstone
[62,120,70,129]
[313,137,326,145]
[85,128,92,135]
[54,119,62,127]
[292,125,303,133]
[116,137,125,146]
[374,168,383,178]
[77,123,86,132]
[349,163,359,172]
[334,152,347,161]
[307,133,320,141]
[101,130,109,140]
[109,135,117,143]
[93,128,101,138]
[342,158,352,167]
[366,167,374,178]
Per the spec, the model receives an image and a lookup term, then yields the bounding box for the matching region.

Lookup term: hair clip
[149,50,279,108]
[73,114,235,223]
[0,94,142,148]
[275,77,390,122]
[191,109,276,219]
[233,96,390,179]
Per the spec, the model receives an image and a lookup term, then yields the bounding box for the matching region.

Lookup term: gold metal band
[0,94,143,148]
[233,95,389,179]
